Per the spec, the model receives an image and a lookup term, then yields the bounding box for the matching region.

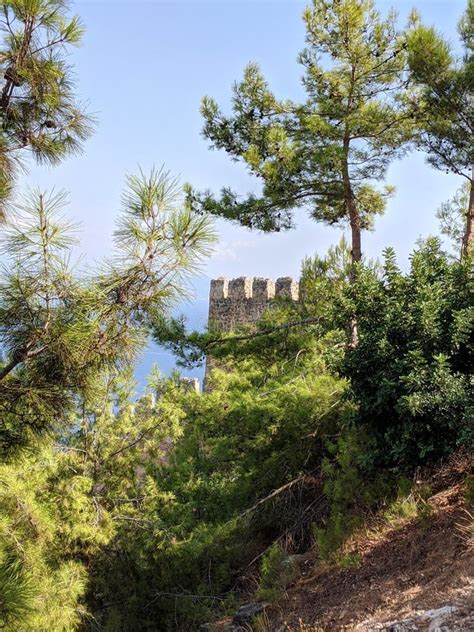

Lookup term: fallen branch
[236,474,319,522]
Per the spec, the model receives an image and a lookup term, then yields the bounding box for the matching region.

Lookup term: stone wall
[205,276,299,379]
[208,276,299,333]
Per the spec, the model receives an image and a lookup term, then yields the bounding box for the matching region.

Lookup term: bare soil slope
[268,458,473,631]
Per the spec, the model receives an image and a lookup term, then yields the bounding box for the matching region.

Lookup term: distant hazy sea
[135,342,204,394]
[134,282,209,394]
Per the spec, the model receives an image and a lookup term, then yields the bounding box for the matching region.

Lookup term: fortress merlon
[209,276,299,302]
[208,276,299,336]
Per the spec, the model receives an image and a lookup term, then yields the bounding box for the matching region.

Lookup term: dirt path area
[268,482,473,631]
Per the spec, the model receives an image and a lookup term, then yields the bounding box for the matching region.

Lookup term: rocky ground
[204,454,473,631]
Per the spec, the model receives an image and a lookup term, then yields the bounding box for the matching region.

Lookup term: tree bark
[461,171,474,259]
[342,140,360,348]
[0,342,46,381]
[347,194,362,265]
[0,354,23,381]
[1,16,34,113]
[342,138,362,266]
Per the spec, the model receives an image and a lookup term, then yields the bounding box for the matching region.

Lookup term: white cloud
[210,238,257,262]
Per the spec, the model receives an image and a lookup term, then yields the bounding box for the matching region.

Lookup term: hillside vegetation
[0,1,472,631]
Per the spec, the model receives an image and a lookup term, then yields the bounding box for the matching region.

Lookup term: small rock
[232,602,265,626]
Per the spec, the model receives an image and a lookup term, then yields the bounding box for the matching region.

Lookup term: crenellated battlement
[209,276,298,304]
[208,276,299,334]
[205,275,299,383]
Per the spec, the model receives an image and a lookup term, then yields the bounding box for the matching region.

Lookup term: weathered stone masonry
[205,276,299,379]
[208,276,299,332]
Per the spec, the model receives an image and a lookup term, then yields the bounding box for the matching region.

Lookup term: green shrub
[257,543,297,602]
[336,552,362,569]
[0,556,34,629]
[302,239,473,471]
[465,476,474,506]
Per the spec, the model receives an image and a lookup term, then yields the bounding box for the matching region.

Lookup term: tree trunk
[348,197,362,265]
[342,149,360,349]
[342,137,362,266]
[1,16,34,113]
[461,172,474,259]
[347,200,360,349]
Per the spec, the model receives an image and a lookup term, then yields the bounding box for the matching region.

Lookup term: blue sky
[19,0,467,387]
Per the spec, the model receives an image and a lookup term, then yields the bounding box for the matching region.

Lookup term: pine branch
[204,317,321,349]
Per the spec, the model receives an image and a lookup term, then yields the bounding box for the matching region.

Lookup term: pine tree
[406,0,474,258]
[0,0,94,215]
[187,1,409,288]
[436,182,470,253]
[0,167,215,453]
[0,443,91,631]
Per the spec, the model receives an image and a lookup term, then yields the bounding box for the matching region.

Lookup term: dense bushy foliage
[0,1,472,630]
[300,238,473,469]
[0,444,97,631]
[83,326,352,628]
[0,232,471,631]
[344,241,473,466]
[0,172,215,628]
[78,240,471,630]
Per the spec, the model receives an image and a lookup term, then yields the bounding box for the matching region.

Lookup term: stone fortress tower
[208,277,299,332]
[205,276,299,378]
